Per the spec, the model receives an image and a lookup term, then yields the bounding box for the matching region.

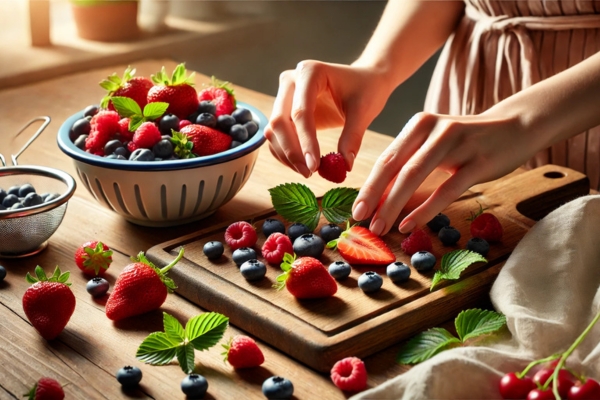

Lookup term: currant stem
[517,354,560,379]
[159,247,185,275]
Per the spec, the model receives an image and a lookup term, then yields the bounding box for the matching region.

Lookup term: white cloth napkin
[353,194,600,399]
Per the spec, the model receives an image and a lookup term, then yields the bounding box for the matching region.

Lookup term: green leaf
[455,309,507,342]
[430,250,487,290]
[269,183,320,231]
[163,312,185,342]
[129,115,145,132]
[397,327,462,364]
[50,266,61,281]
[136,332,179,365]
[34,266,47,282]
[143,102,169,120]
[99,80,118,92]
[185,312,229,352]
[321,187,358,224]
[25,273,37,284]
[176,343,196,374]
[111,96,142,118]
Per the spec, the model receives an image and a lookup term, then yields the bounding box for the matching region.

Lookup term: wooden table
[0,59,514,399]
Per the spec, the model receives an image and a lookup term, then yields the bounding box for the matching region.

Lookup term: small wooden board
[147,165,589,372]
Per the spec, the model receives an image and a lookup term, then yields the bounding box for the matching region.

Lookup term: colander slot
[95,179,116,212]
[206,175,223,212]
[241,164,249,183]
[160,184,167,219]
[113,183,131,216]
[77,169,92,194]
[179,184,187,217]
[192,180,205,214]
[134,185,148,218]
[221,172,239,205]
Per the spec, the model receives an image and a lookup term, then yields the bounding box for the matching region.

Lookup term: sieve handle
[10,116,51,166]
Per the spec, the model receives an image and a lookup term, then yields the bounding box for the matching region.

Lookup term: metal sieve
[0,117,77,258]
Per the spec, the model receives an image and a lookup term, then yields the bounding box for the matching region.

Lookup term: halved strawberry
[328,225,395,265]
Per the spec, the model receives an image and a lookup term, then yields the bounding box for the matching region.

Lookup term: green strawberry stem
[220,337,234,362]
[274,253,295,291]
[516,353,561,379]
[25,266,71,286]
[160,247,185,275]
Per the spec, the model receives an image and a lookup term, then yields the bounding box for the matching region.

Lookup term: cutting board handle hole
[544,171,564,179]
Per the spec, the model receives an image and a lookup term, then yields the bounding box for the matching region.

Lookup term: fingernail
[346,152,355,171]
[305,153,317,173]
[370,219,386,236]
[294,162,311,178]
[353,201,368,221]
[399,219,416,234]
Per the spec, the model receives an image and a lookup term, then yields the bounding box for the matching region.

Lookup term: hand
[352,110,536,235]
[265,60,392,177]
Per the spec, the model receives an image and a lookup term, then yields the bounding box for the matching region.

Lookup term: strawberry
[22,266,76,340]
[74,240,113,276]
[179,119,191,130]
[105,248,184,321]
[221,335,265,369]
[262,232,293,264]
[100,66,153,112]
[179,124,232,156]
[468,203,503,242]
[197,76,236,116]
[25,377,64,400]
[400,228,433,255]
[224,221,257,250]
[276,254,337,299]
[318,152,348,184]
[330,356,368,392]
[132,121,161,149]
[117,117,133,141]
[147,63,199,119]
[328,225,395,265]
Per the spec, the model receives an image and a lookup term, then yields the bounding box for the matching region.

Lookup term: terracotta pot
[71,1,139,42]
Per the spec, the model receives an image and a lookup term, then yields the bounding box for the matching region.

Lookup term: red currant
[533,368,575,398]
[499,372,536,399]
[568,378,600,400]
[527,388,557,400]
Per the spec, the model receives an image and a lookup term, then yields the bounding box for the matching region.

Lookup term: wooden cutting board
[146,165,589,372]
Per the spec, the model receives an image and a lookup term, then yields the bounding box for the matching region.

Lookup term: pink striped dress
[425,0,600,188]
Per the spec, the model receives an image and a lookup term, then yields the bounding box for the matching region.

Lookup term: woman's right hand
[265,60,393,177]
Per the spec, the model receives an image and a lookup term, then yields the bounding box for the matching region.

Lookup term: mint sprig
[268,183,359,231]
[397,308,506,364]
[111,96,169,131]
[430,250,487,291]
[136,311,229,374]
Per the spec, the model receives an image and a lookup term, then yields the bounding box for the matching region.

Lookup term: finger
[268,141,296,172]
[337,100,371,171]
[291,60,324,173]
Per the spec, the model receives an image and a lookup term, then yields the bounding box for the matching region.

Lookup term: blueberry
[129,148,155,162]
[293,233,325,258]
[18,184,36,197]
[44,193,60,203]
[232,247,257,267]
[10,203,23,210]
[319,223,342,244]
[74,134,88,150]
[7,186,19,196]
[438,226,461,246]
[229,124,248,142]
[358,271,383,293]
[240,259,267,281]
[2,194,19,208]
[427,213,450,233]
[181,374,208,398]
[328,261,351,280]
[113,147,129,158]
[106,154,118,159]
[262,218,286,238]
[232,108,253,124]
[203,241,224,260]
[0,189,6,203]
[116,365,142,388]
[0,265,6,281]
[104,139,124,156]
[187,112,199,123]
[152,139,174,159]
[159,114,179,136]
[197,100,217,115]
[411,251,436,272]
[230,141,242,149]
[244,120,259,137]
[466,237,490,257]
[22,192,43,207]
[86,277,109,297]
[85,116,92,121]
[386,261,411,283]
[216,114,236,133]
[196,112,217,128]
[262,376,294,400]
[70,118,91,141]
[83,105,99,117]
[288,223,310,243]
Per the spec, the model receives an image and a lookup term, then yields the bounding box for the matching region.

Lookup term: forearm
[486,51,600,152]
[352,0,464,87]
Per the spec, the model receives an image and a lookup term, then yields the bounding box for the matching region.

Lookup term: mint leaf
[111,96,142,118]
[163,312,185,342]
[143,102,169,120]
[455,309,506,342]
[430,250,487,290]
[185,312,229,351]
[397,327,461,364]
[176,343,196,374]
[269,183,320,231]
[321,187,358,224]
[136,332,179,365]
[129,115,145,132]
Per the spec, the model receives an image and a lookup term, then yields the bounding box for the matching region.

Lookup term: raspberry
[330,356,368,392]
[224,221,257,250]
[179,119,191,130]
[318,152,347,183]
[132,122,161,149]
[470,213,503,242]
[90,110,120,137]
[28,377,65,400]
[127,141,139,153]
[222,335,265,369]
[400,228,432,256]
[262,232,293,264]
[118,118,133,141]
